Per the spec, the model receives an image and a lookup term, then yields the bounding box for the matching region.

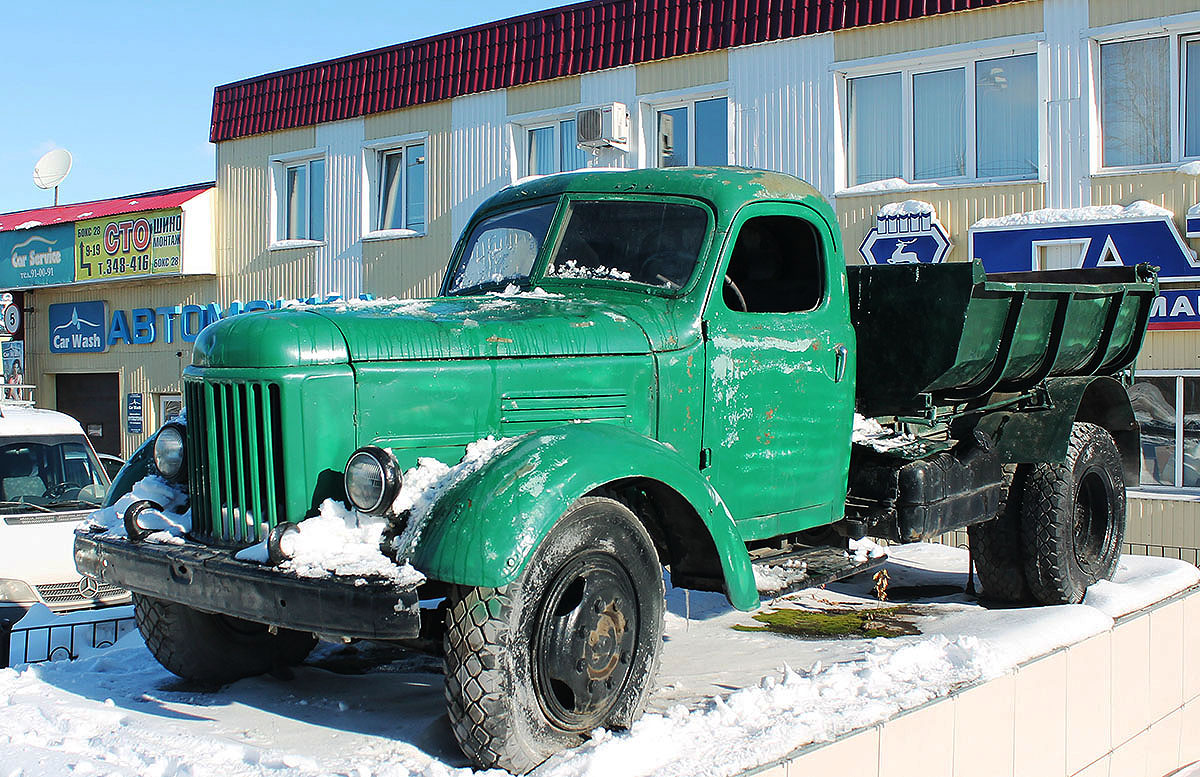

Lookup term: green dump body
[848,262,1159,417]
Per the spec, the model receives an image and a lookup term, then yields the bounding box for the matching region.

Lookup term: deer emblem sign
[888,237,921,264]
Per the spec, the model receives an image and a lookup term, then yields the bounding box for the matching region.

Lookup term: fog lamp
[343,446,401,515]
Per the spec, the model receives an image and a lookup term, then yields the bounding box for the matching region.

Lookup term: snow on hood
[973,200,1173,229]
[86,475,191,545]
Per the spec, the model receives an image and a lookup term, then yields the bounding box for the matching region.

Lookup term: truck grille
[185,380,286,545]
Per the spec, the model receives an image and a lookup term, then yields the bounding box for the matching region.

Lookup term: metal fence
[3,609,136,666]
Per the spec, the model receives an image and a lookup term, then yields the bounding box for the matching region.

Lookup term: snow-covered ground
[0,544,1194,777]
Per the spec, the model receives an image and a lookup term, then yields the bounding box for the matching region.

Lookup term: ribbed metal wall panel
[636,50,729,94]
[1090,0,1199,27]
[730,34,835,196]
[1044,0,1088,209]
[1091,172,1200,230]
[1126,496,1200,564]
[450,90,511,244]
[834,182,1045,264]
[210,0,1032,142]
[833,0,1042,60]
[1137,330,1200,372]
[313,118,365,298]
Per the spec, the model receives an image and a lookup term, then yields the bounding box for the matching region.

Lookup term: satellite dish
[33,148,72,205]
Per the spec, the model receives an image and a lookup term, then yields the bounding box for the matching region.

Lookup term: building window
[378,143,426,232]
[1131,373,1200,490]
[1098,33,1200,167]
[282,157,325,241]
[656,96,728,167]
[527,119,588,176]
[363,135,428,238]
[844,53,1038,187]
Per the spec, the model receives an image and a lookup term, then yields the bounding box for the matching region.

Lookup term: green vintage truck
[77,167,1156,772]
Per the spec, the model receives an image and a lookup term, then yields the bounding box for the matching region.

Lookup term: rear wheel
[1020,422,1126,605]
[443,496,665,773]
[134,594,316,684]
[968,465,1033,602]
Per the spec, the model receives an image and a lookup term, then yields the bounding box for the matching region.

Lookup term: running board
[751,545,888,597]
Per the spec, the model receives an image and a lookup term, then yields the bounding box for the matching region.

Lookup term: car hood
[191,292,684,367]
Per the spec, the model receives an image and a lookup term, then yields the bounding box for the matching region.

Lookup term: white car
[0,405,130,661]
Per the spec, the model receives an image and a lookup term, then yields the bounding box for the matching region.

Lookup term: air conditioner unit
[576,103,630,150]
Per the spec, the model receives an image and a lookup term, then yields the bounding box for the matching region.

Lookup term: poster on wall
[0,224,76,288]
[2,340,24,387]
[74,207,183,283]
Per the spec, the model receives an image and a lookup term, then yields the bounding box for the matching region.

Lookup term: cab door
[702,202,856,539]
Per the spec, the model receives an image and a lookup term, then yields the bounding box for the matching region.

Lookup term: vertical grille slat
[246,384,264,543]
[185,378,287,546]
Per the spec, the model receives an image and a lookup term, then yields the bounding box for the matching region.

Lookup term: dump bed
[847,262,1158,417]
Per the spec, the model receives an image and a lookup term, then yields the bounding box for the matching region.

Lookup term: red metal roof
[211,0,1029,142]
[0,182,214,233]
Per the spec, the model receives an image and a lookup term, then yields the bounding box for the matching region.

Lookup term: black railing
[3,612,136,666]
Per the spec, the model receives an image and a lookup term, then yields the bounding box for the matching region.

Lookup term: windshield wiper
[0,500,55,513]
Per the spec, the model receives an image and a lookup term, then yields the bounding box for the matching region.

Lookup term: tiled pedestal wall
[739,585,1200,777]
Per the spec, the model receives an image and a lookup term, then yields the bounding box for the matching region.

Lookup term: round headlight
[153,424,186,480]
[344,446,401,515]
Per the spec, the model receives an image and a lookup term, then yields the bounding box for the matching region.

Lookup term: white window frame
[1088,18,1200,174]
[638,85,732,169]
[268,148,327,249]
[1129,368,1200,500]
[513,114,592,179]
[361,132,429,241]
[833,36,1046,192]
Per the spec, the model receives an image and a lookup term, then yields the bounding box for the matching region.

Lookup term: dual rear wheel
[969,422,1126,605]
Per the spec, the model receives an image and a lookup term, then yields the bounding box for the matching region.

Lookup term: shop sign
[48,301,107,353]
[1148,289,1200,330]
[75,208,183,283]
[53,293,371,349]
[859,201,951,265]
[1188,204,1199,238]
[126,393,143,435]
[971,215,1197,281]
[0,224,76,288]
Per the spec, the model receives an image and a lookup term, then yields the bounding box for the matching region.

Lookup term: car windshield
[446,202,559,294]
[0,438,108,512]
[544,200,708,290]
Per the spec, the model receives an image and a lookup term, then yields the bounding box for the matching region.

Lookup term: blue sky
[0,1,565,214]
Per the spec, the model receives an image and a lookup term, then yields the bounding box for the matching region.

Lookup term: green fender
[408,424,760,611]
[974,375,1139,484]
[103,436,155,507]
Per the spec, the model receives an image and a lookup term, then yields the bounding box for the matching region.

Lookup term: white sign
[3,304,20,336]
[859,200,952,265]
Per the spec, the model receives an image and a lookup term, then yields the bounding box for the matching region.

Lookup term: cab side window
[722,215,824,313]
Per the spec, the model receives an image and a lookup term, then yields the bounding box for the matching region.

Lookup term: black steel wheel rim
[533,550,639,731]
[1074,467,1112,574]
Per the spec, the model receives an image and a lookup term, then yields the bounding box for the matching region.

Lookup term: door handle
[834,344,849,383]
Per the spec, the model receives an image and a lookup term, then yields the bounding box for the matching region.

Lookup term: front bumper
[74,530,421,640]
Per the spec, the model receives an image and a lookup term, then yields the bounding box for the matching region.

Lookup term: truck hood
[192,293,671,367]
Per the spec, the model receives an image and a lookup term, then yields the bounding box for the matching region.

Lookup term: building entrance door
[55,373,120,456]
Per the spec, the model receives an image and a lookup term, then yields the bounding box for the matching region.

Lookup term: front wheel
[134,594,316,684]
[443,496,665,773]
[1020,422,1126,605]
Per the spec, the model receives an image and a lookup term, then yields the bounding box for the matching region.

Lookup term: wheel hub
[534,551,638,731]
[1073,467,1112,575]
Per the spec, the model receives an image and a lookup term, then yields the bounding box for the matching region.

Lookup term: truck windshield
[545,200,708,290]
[0,439,107,512]
[447,202,559,294]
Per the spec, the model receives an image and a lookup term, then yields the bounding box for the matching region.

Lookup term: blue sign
[48,301,107,353]
[1187,206,1199,238]
[859,204,951,265]
[0,224,76,288]
[127,393,143,435]
[971,216,1197,281]
[1148,289,1200,330]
